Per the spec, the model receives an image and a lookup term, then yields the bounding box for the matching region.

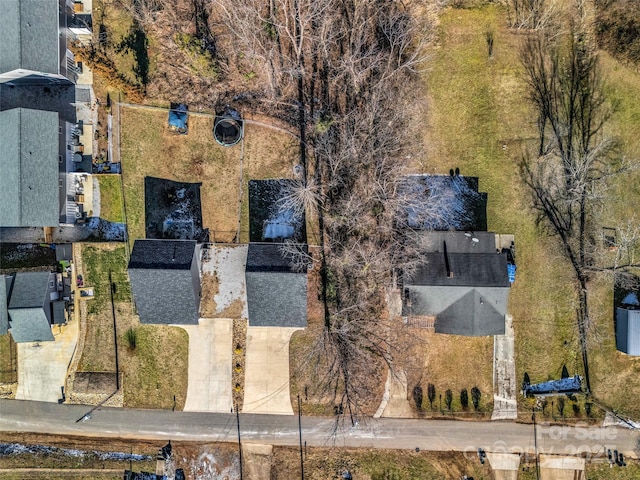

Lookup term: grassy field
[97,175,124,223]
[77,244,188,409]
[422,4,640,418]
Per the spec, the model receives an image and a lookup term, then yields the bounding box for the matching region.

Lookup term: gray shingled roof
[0,108,60,227]
[128,240,200,325]
[8,308,54,343]
[7,271,52,309]
[0,0,60,75]
[404,285,507,336]
[408,252,510,287]
[245,243,307,327]
[616,308,640,356]
[411,231,497,254]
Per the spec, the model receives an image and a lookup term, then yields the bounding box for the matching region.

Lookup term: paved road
[0,400,637,459]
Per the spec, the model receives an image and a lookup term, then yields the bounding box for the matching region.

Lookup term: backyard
[119,106,298,245]
[76,243,188,409]
[422,4,640,418]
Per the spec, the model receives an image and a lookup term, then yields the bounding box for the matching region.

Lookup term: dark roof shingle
[129,240,196,270]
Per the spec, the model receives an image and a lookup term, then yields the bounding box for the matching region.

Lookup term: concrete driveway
[242,326,301,415]
[16,319,78,403]
[179,318,233,413]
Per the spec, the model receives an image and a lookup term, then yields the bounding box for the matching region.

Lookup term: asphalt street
[0,399,637,460]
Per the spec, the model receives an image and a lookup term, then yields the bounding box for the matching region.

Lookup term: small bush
[413,385,423,410]
[125,327,137,350]
[471,386,481,411]
[445,389,453,411]
[557,397,565,417]
[427,383,436,409]
[460,389,469,410]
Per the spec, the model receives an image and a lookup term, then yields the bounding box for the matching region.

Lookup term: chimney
[443,241,453,278]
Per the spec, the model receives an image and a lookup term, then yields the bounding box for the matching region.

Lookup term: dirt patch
[218,298,244,319]
[232,318,247,410]
[72,372,119,394]
[144,177,208,241]
[199,272,219,318]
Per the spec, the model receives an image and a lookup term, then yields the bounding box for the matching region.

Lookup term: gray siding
[245,271,307,327]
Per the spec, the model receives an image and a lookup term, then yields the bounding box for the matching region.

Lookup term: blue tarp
[524,375,582,395]
[508,264,516,284]
[168,104,188,133]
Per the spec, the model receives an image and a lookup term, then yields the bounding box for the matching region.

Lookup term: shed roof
[0,0,60,75]
[0,108,60,227]
[129,240,196,270]
[616,308,640,356]
[7,271,52,309]
[8,308,54,343]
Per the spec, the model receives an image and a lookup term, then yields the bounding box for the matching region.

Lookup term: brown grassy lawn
[273,447,492,480]
[120,106,242,243]
[0,334,17,384]
[77,244,188,409]
[423,5,640,418]
[239,121,299,243]
[120,108,299,244]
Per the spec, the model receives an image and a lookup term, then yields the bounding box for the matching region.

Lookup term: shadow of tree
[116,20,149,88]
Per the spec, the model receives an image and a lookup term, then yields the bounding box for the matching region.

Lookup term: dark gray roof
[129,240,200,325]
[246,243,308,273]
[404,285,507,336]
[616,308,640,356]
[129,240,197,270]
[55,243,73,261]
[411,231,497,254]
[7,271,52,309]
[129,269,200,325]
[245,271,307,327]
[248,179,307,243]
[0,108,60,227]
[0,276,9,335]
[408,252,510,287]
[0,0,60,75]
[52,300,66,325]
[8,308,54,342]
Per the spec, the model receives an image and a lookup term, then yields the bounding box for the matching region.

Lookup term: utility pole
[236,404,243,480]
[298,395,304,479]
[109,270,120,390]
[532,410,540,480]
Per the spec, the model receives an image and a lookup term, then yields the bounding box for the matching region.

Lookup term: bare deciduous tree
[519,11,634,392]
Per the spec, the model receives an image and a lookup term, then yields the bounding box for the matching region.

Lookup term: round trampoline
[214,117,243,146]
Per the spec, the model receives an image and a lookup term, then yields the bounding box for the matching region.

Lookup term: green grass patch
[81,244,131,314]
[97,175,124,223]
[587,461,640,479]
